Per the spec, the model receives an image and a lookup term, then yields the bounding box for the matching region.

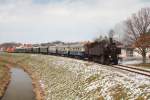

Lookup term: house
[120,32,150,58]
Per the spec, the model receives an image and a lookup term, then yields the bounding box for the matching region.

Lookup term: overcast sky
[0,0,149,43]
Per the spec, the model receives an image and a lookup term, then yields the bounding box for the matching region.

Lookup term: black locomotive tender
[13,38,121,65]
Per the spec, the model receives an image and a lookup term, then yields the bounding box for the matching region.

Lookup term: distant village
[0,41,86,52]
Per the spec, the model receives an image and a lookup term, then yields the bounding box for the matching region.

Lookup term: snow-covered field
[11,54,150,100]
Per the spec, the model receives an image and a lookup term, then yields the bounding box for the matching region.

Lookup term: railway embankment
[0,53,150,100]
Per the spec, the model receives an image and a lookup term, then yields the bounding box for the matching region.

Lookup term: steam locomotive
[85,38,121,65]
[12,38,121,65]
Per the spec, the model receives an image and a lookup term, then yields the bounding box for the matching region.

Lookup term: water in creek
[2,68,35,100]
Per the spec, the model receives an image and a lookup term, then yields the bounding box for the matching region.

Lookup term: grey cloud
[0,0,150,43]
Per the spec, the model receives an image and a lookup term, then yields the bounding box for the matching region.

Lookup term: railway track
[65,57,150,77]
[112,64,150,77]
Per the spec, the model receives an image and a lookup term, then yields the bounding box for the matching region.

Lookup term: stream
[1,68,35,100]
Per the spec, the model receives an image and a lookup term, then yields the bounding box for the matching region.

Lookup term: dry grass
[109,84,127,100]
[133,63,150,69]
[0,62,10,98]
[85,74,100,84]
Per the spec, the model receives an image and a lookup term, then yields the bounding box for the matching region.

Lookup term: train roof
[69,43,85,48]
[39,46,48,48]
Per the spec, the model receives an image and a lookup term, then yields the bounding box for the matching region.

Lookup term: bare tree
[124,7,150,63]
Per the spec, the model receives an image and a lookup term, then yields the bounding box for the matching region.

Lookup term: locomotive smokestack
[110,38,113,44]
[109,29,114,44]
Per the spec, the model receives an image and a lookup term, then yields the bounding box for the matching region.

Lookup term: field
[0,53,150,100]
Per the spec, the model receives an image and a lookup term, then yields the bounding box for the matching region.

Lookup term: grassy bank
[0,61,10,98]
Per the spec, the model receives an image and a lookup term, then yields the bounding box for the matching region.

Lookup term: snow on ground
[11,54,150,100]
[120,57,150,65]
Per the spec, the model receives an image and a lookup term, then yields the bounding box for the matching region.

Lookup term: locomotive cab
[109,42,121,65]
